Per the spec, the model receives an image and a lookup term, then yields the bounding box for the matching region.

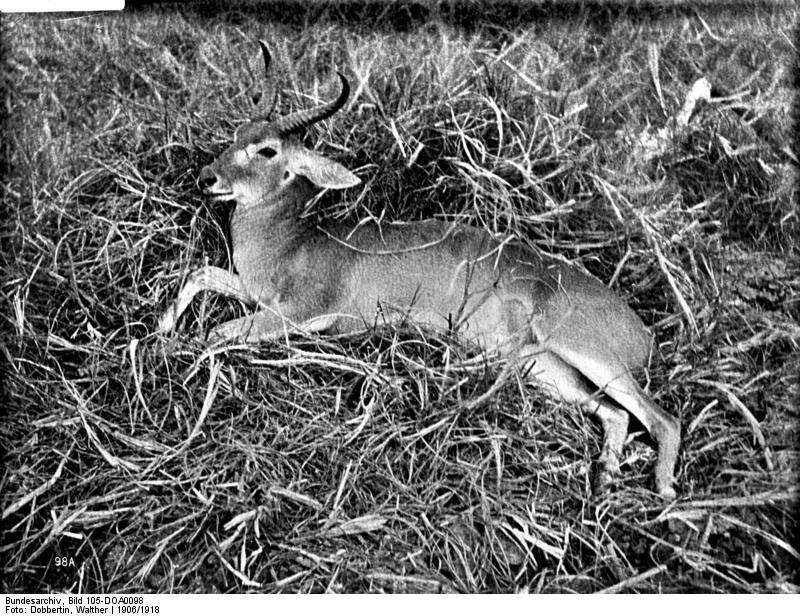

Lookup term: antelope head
[198,41,360,208]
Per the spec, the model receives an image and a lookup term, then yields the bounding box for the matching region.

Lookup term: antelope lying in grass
[158,42,681,499]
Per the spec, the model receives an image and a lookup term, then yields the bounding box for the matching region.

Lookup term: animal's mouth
[205,190,235,202]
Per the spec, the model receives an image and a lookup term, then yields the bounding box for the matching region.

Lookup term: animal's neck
[229,186,316,294]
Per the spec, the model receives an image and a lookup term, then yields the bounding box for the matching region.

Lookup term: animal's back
[322,219,652,372]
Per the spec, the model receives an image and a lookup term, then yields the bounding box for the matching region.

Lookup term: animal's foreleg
[158,266,248,333]
[208,306,341,344]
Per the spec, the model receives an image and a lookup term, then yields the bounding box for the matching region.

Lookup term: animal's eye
[256,146,277,159]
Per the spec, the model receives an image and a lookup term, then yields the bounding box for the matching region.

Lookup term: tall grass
[2,1,798,592]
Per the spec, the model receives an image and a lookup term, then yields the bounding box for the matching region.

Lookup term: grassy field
[2,0,798,593]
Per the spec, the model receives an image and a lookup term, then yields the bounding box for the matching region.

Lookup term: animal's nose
[198,166,217,191]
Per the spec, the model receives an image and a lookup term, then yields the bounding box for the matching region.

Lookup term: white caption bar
[0,1,123,12]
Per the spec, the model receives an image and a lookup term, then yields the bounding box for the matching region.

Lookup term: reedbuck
[158,42,681,499]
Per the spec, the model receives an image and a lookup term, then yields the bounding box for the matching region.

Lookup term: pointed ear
[288,150,360,190]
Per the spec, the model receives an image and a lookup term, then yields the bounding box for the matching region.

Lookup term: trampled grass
[1,1,798,593]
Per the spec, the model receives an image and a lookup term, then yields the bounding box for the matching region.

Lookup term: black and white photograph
[1,0,797,594]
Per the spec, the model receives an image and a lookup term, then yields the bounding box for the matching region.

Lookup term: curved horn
[253,40,277,120]
[271,72,350,136]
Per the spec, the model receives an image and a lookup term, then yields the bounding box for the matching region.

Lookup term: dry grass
[1,1,798,593]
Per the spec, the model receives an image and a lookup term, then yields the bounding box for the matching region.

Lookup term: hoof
[157,310,176,334]
[657,485,677,501]
[593,451,622,496]
[593,472,614,496]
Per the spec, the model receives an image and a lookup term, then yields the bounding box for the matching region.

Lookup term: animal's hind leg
[594,404,629,489]
[547,344,680,499]
[521,348,630,491]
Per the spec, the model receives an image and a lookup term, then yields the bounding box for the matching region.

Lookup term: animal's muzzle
[198,166,217,192]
